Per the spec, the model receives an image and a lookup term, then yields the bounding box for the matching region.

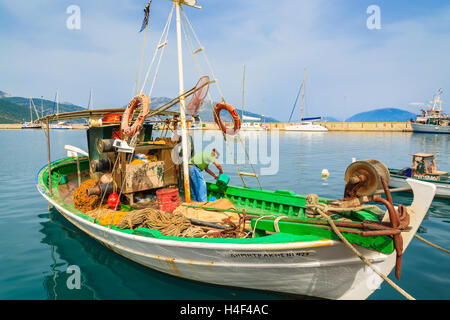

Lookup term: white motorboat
[285,69,328,132]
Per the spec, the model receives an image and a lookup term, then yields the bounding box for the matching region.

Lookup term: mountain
[345,108,416,122]
[0,91,278,124]
[0,90,12,98]
[149,97,279,123]
[0,99,29,124]
[321,116,341,122]
[0,95,86,124]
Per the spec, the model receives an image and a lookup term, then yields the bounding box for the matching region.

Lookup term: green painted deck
[36,157,393,253]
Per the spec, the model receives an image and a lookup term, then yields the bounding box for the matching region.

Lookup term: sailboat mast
[175,1,191,203]
[242,65,246,123]
[88,88,93,110]
[29,98,33,122]
[56,90,59,115]
[300,68,306,123]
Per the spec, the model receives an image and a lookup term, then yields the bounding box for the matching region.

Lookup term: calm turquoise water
[0,129,448,300]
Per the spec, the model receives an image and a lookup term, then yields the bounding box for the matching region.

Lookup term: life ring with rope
[213,102,241,135]
[121,94,150,137]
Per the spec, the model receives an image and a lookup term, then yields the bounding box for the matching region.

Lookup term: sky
[1,0,450,121]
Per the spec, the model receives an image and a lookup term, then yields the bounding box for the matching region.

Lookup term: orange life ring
[213,102,241,135]
[121,94,150,137]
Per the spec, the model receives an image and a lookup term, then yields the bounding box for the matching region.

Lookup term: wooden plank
[160,148,178,185]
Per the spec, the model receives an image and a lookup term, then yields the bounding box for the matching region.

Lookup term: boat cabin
[87,120,183,207]
[411,153,449,182]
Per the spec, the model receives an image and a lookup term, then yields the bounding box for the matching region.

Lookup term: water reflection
[38,209,281,300]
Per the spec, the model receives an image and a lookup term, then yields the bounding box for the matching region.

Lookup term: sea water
[0,129,448,300]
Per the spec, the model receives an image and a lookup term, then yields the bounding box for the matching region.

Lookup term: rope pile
[115,208,204,237]
[73,179,100,213]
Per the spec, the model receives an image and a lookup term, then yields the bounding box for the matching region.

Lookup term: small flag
[139,1,152,32]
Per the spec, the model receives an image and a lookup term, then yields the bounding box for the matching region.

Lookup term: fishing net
[187,76,210,116]
[73,179,100,213]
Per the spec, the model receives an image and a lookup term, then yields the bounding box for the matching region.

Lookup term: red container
[156,187,181,213]
[102,113,122,124]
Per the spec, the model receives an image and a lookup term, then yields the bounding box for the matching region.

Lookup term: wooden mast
[242,64,246,124]
[175,0,191,202]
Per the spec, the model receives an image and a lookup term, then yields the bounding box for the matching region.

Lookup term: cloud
[1,0,450,120]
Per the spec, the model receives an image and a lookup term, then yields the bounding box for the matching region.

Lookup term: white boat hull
[37,179,435,300]
[411,123,450,134]
[285,123,328,132]
[241,123,266,131]
[389,175,450,199]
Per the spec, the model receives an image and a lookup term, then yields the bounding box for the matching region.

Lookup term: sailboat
[240,65,266,131]
[22,98,42,129]
[34,0,436,300]
[51,90,72,129]
[285,69,328,132]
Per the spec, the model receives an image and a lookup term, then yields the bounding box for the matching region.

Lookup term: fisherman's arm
[205,166,219,179]
[213,161,224,175]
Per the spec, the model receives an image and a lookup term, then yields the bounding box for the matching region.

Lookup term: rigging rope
[180,8,262,189]
[140,3,175,96]
[288,83,303,123]
[135,26,149,95]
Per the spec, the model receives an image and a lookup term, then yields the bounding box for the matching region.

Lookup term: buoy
[107,192,121,209]
[321,169,330,178]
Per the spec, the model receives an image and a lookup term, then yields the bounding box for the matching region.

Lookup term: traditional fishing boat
[389,153,450,200]
[35,0,436,300]
[411,89,450,134]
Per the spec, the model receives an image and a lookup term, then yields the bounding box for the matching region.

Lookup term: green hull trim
[37,157,392,250]
[250,219,394,254]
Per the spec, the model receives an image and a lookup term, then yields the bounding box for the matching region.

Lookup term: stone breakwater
[0,122,412,132]
[0,124,87,130]
[200,122,412,132]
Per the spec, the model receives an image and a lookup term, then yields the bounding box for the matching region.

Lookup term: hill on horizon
[345,107,416,122]
[0,92,280,124]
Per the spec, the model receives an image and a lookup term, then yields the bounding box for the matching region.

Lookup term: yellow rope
[414,235,450,254]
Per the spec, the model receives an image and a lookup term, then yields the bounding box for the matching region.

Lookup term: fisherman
[188,149,224,202]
